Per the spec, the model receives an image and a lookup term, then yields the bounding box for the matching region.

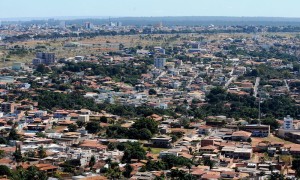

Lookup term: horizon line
[3,15,300,21]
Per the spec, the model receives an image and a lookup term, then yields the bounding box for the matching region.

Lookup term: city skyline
[1,0,300,19]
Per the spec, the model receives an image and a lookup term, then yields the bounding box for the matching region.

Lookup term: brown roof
[191,168,206,176]
[82,176,107,180]
[79,140,107,150]
[202,172,221,179]
[232,131,252,137]
[200,145,217,150]
[0,147,16,153]
[130,163,144,171]
[92,160,106,170]
[35,163,58,171]
[179,152,193,159]
[221,171,236,175]
[0,158,12,164]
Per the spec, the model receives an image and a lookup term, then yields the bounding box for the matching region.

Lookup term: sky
[1,0,300,19]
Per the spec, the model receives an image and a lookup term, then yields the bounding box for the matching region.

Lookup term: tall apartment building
[32,52,55,65]
[1,102,15,113]
[284,115,293,130]
[85,22,94,29]
[154,58,166,69]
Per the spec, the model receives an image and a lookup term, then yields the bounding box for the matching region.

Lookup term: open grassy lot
[251,134,293,146]
[1,32,298,68]
[143,147,168,154]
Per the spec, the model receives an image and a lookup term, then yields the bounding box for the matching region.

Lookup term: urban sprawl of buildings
[0,19,300,179]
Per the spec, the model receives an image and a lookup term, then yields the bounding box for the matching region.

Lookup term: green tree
[206,87,227,103]
[35,132,46,138]
[169,169,196,180]
[100,116,108,123]
[61,159,81,173]
[261,117,280,130]
[122,142,146,163]
[37,146,47,158]
[123,163,133,178]
[119,43,125,50]
[86,122,101,134]
[0,150,5,159]
[292,158,300,177]
[35,64,50,74]
[0,137,7,144]
[76,121,86,128]
[269,172,284,180]
[9,128,20,140]
[145,160,166,171]
[132,118,158,134]
[89,155,96,168]
[203,158,215,169]
[25,166,47,180]
[68,124,78,132]
[137,128,152,140]
[161,155,192,169]
[149,89,157,95]
[105,162,122,179]
[0,165,11,177]
[25,150,36,158]
[13,144,22,163]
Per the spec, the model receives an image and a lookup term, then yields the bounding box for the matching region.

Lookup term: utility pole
[258,90,261,126]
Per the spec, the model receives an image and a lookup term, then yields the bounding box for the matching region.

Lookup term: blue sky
[1,0,300,19]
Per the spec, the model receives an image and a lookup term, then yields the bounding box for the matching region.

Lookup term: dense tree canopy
[114,142,146,163]
[85,121,101,134]
[34,90,99,111]
[61,61,148,86]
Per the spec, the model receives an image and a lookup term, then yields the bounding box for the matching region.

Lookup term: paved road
[224,75,238,88]
[253,77,261,97]
[284,79,290,92]
[186,72,200,89]
[154,71,166,83]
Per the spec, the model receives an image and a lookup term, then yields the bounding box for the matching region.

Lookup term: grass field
[252,134,293,146]
[143,147,168,154]
[1,32,298,68]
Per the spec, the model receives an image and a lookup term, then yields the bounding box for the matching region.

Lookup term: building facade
[284,115,293,130]
[154,58,166,69]
[32,52,55,65]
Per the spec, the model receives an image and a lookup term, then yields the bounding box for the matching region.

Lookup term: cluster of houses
[1,21,300,179]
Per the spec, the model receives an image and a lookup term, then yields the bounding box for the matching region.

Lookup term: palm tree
[186,163,192,174]
[37,146,47,158]
[89,156,96,168]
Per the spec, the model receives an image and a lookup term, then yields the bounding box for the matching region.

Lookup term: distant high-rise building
[159,21,163,28]
[59,21,66,29]
[117,22,122,27]
[284,115,293,130]
[85,22,94,29]
[154,58,166,69]
[109,22,116,27]
[32,52,55,65]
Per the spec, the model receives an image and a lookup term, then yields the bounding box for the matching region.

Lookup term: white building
[284,115,293,130]
[154,58,166,69]
[78,115,90,122]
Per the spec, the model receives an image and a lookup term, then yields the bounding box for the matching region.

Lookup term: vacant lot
[251,134,293,146]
